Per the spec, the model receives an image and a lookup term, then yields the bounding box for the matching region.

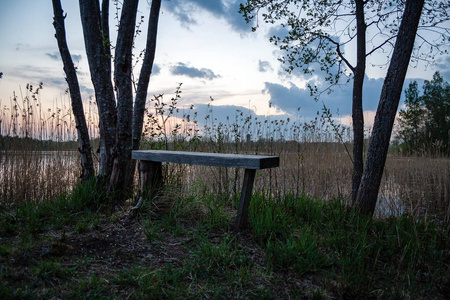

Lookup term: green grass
[0,178,104,238]
[32,258,76,282]
[249,194,449,298]
[0,185,448,299]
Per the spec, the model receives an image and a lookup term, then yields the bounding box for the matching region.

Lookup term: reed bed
[0,148,80,204]
[0,83,99,140]
[1,86,448,300]
[143,90,449,223]
[0,83,98,205]
[1,84,449,224]
[379,156,449,222]
[161,141,449,223]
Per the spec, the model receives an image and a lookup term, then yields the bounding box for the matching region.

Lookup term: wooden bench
[132,150,280,230]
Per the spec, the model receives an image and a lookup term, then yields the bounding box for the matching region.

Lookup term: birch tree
[355,0,425,215]
[240,0,400,204]
[240,0,449,214]
[52,0,95,181]
[52,0,162,201]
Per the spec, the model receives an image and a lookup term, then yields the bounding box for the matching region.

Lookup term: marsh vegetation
[0,87,449,298]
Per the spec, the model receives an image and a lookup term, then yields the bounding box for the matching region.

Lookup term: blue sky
[0,0,449,130]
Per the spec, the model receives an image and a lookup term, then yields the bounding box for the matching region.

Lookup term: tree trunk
[110,0,139,198]
[127,0,162,189]
[351,0,366,205]
[132,0,161,151]
[355,0,425,216]
[79,0,117,180]
[79,0,162,201]
[101,0,111,77]
[52,0,95,181]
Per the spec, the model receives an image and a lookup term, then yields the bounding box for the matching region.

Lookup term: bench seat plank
[132,150,279,170]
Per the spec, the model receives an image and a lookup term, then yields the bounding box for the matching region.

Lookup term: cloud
[48,77,94,97]
[263,82,319,117]
[263,76,385,120]
[258,60,272,72]
[162,0,253,32]
[79,85,94,96]
[46,52,60,60]
[71,54,82,63]
[152,64,161,76]
[45,52,82,64]
[191,103,255,124]
[9,65,58,82]
[221,2,253,33]
[170,62,220,80]
[362,77,384,111]
[164,103,292,140]
[15,42,30,51]
[275,51,333,81]
[432,56,450,82]
[268,28,355,88]
[49,78,66,87]
[267,26,290,40]
[165,3,197,28]
[268,32,384,118]
[7,64,95,98]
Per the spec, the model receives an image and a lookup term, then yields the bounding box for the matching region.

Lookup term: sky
[0,0,449,134]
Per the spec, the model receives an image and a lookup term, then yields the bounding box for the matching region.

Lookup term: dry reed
[0,83,99,205]
[1,84,448,224]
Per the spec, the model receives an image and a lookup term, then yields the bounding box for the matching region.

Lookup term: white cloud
[170,62,220,80]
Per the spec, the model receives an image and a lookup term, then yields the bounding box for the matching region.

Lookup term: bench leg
[235,168,256,231]
[139,161,163,198]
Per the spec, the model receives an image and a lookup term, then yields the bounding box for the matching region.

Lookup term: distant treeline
[395,72,450,156]
[0,136,100,152]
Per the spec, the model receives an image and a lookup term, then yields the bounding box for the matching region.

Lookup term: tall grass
[1,85,449,299]
[0,83,99,205]
[0,83,99,140]
[248,194,449,298]
[1,84,448,223]
[141,88,449,224]
[0,147,79,204]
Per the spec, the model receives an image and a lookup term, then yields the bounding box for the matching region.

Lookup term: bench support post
[139,161,163,199]
[235,168,256,231]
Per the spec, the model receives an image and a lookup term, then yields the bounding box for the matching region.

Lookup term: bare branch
[366,35,397,57]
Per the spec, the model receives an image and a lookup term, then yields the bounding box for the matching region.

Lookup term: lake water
[1,150,448,221]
